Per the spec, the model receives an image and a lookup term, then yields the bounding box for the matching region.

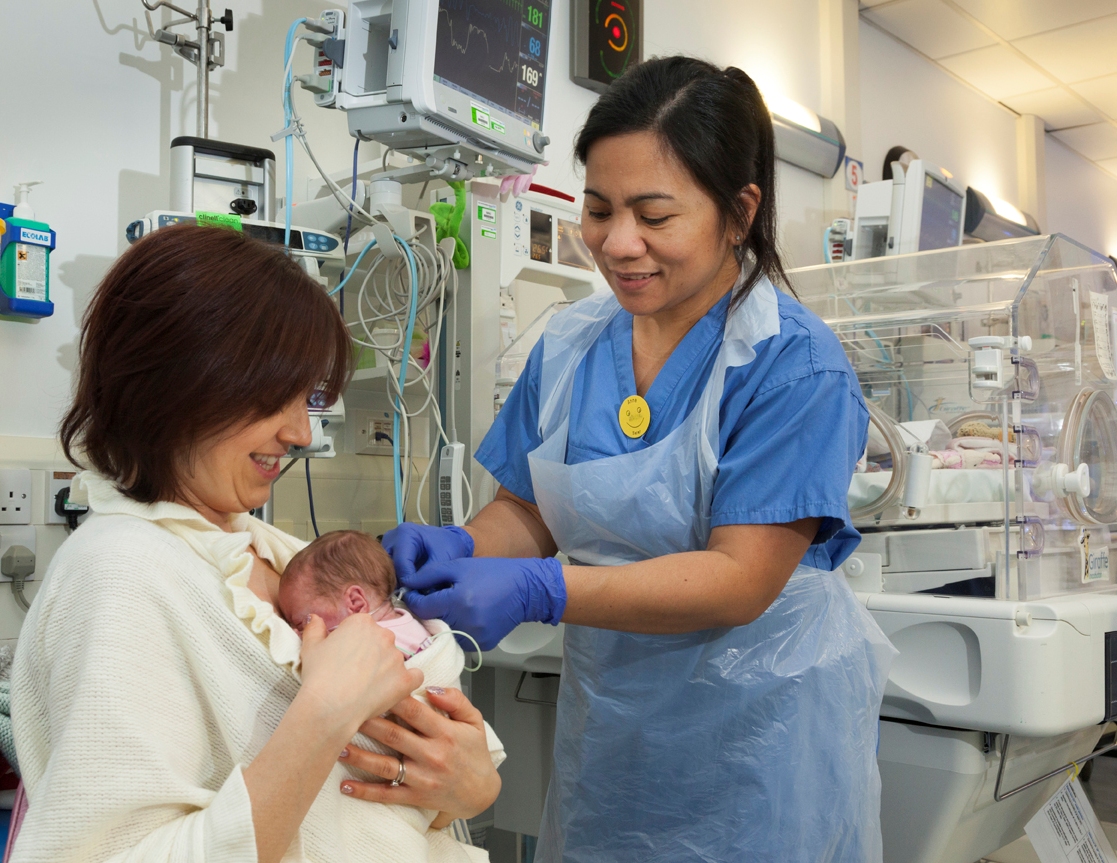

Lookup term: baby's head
[278,530,396,634]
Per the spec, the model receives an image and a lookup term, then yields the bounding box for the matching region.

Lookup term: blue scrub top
[475,288,868,570]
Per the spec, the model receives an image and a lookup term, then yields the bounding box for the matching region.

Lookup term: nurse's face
[581,131,747,319]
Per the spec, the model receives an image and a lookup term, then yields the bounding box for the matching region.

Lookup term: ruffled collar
[70,472,306,677]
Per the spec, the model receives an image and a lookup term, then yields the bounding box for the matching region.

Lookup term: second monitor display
[434,0,551,130]
[918,174,963,251]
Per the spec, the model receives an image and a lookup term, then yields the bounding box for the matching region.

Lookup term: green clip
[430,181,470,269]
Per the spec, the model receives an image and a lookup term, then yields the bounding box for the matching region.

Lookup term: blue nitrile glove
[382,523,474,584]
[402,556,567,651]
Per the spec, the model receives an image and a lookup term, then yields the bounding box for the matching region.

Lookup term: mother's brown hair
[61,224,353,503]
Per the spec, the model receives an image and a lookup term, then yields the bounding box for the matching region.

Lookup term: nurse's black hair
[574,56,790,305]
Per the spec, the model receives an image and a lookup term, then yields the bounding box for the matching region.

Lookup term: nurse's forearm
[560,520,819,633]
[465,487,558,559]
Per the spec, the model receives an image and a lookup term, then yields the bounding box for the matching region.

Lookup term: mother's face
[177,394,313,520]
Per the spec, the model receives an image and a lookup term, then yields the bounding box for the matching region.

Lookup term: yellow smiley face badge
[619,395,651,439]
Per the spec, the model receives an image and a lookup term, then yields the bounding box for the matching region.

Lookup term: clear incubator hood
[792,234,1117,601]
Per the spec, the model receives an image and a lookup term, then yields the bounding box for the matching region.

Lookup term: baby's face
[278,576,350,634]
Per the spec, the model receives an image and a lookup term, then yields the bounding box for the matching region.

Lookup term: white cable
[284,73,377,225]
[283,35,464,524]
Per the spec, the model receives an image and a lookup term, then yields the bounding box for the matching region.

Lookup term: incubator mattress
[847,469,1005,511]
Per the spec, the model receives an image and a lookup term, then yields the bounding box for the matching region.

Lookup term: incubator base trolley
[794,234,1117,863]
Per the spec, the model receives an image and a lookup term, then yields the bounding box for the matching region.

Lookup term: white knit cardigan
[10,473,502,863]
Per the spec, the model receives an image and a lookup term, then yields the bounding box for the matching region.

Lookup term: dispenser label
[1090,291,1117,381]
[1080,530,1110,584]
[14,244,47,301]
[18,228,52,246]
[1025,774,1117,862]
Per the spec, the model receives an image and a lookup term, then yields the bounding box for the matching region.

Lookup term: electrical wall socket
[356,409,396,455]
[0,525,36,582]
[0,469,32,525]
[353,408,430,456]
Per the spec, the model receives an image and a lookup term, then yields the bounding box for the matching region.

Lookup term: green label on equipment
[491,120,505,135]
[477,204,497,223]
[480,227,497,239]
[196,211,243,231]
[471,106,491,129]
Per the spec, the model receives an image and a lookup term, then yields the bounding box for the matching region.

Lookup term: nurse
[382,56,894,862]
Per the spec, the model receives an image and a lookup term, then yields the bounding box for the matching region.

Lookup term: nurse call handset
[438,441,465,527]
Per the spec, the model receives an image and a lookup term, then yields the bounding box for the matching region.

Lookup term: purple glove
[382,523,474,585]
[402,556,566,651]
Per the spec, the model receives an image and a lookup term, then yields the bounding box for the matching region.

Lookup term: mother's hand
[338,688,501,821]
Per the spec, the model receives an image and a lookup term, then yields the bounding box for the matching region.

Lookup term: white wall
[0,0,355,440]
[1046,137,1117,258]
[644,0,828,270]
[859,21,1018,201]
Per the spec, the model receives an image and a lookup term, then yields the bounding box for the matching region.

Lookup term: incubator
[797,233,1117,602]
[793,234,1117,863]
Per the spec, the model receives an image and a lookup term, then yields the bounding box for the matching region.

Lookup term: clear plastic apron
[527,281,895,863]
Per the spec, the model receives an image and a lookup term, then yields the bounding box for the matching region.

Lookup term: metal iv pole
[141,0,233,138]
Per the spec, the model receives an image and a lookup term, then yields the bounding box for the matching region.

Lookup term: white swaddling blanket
[10,472,502,863]
[347,613,471,836]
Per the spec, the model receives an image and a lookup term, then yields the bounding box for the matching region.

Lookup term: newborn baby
[278,529,433,657]
[278,530,498,862]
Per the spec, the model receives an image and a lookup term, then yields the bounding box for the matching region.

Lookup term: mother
[385,57,895,862]
[10,225,500,862]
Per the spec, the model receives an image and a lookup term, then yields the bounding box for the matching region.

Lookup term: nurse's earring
[734,235,742,245]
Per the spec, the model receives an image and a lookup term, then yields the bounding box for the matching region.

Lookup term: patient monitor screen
[434,0,550,130]
[918,175,963,251]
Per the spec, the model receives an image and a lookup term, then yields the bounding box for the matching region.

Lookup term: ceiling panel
[1002,87,1103,130]
[1053,123,1117,161]
[1071,73,1117,121]
[951,0,1117,41]
[863,0,995,59]
[1013,14,1117,83]
[938,45,1057,100]
[862,0,1117,183]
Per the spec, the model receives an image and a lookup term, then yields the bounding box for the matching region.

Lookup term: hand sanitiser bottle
[0,182,55,318]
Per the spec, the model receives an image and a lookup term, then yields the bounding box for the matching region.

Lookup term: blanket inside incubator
[849,418,1010,509]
